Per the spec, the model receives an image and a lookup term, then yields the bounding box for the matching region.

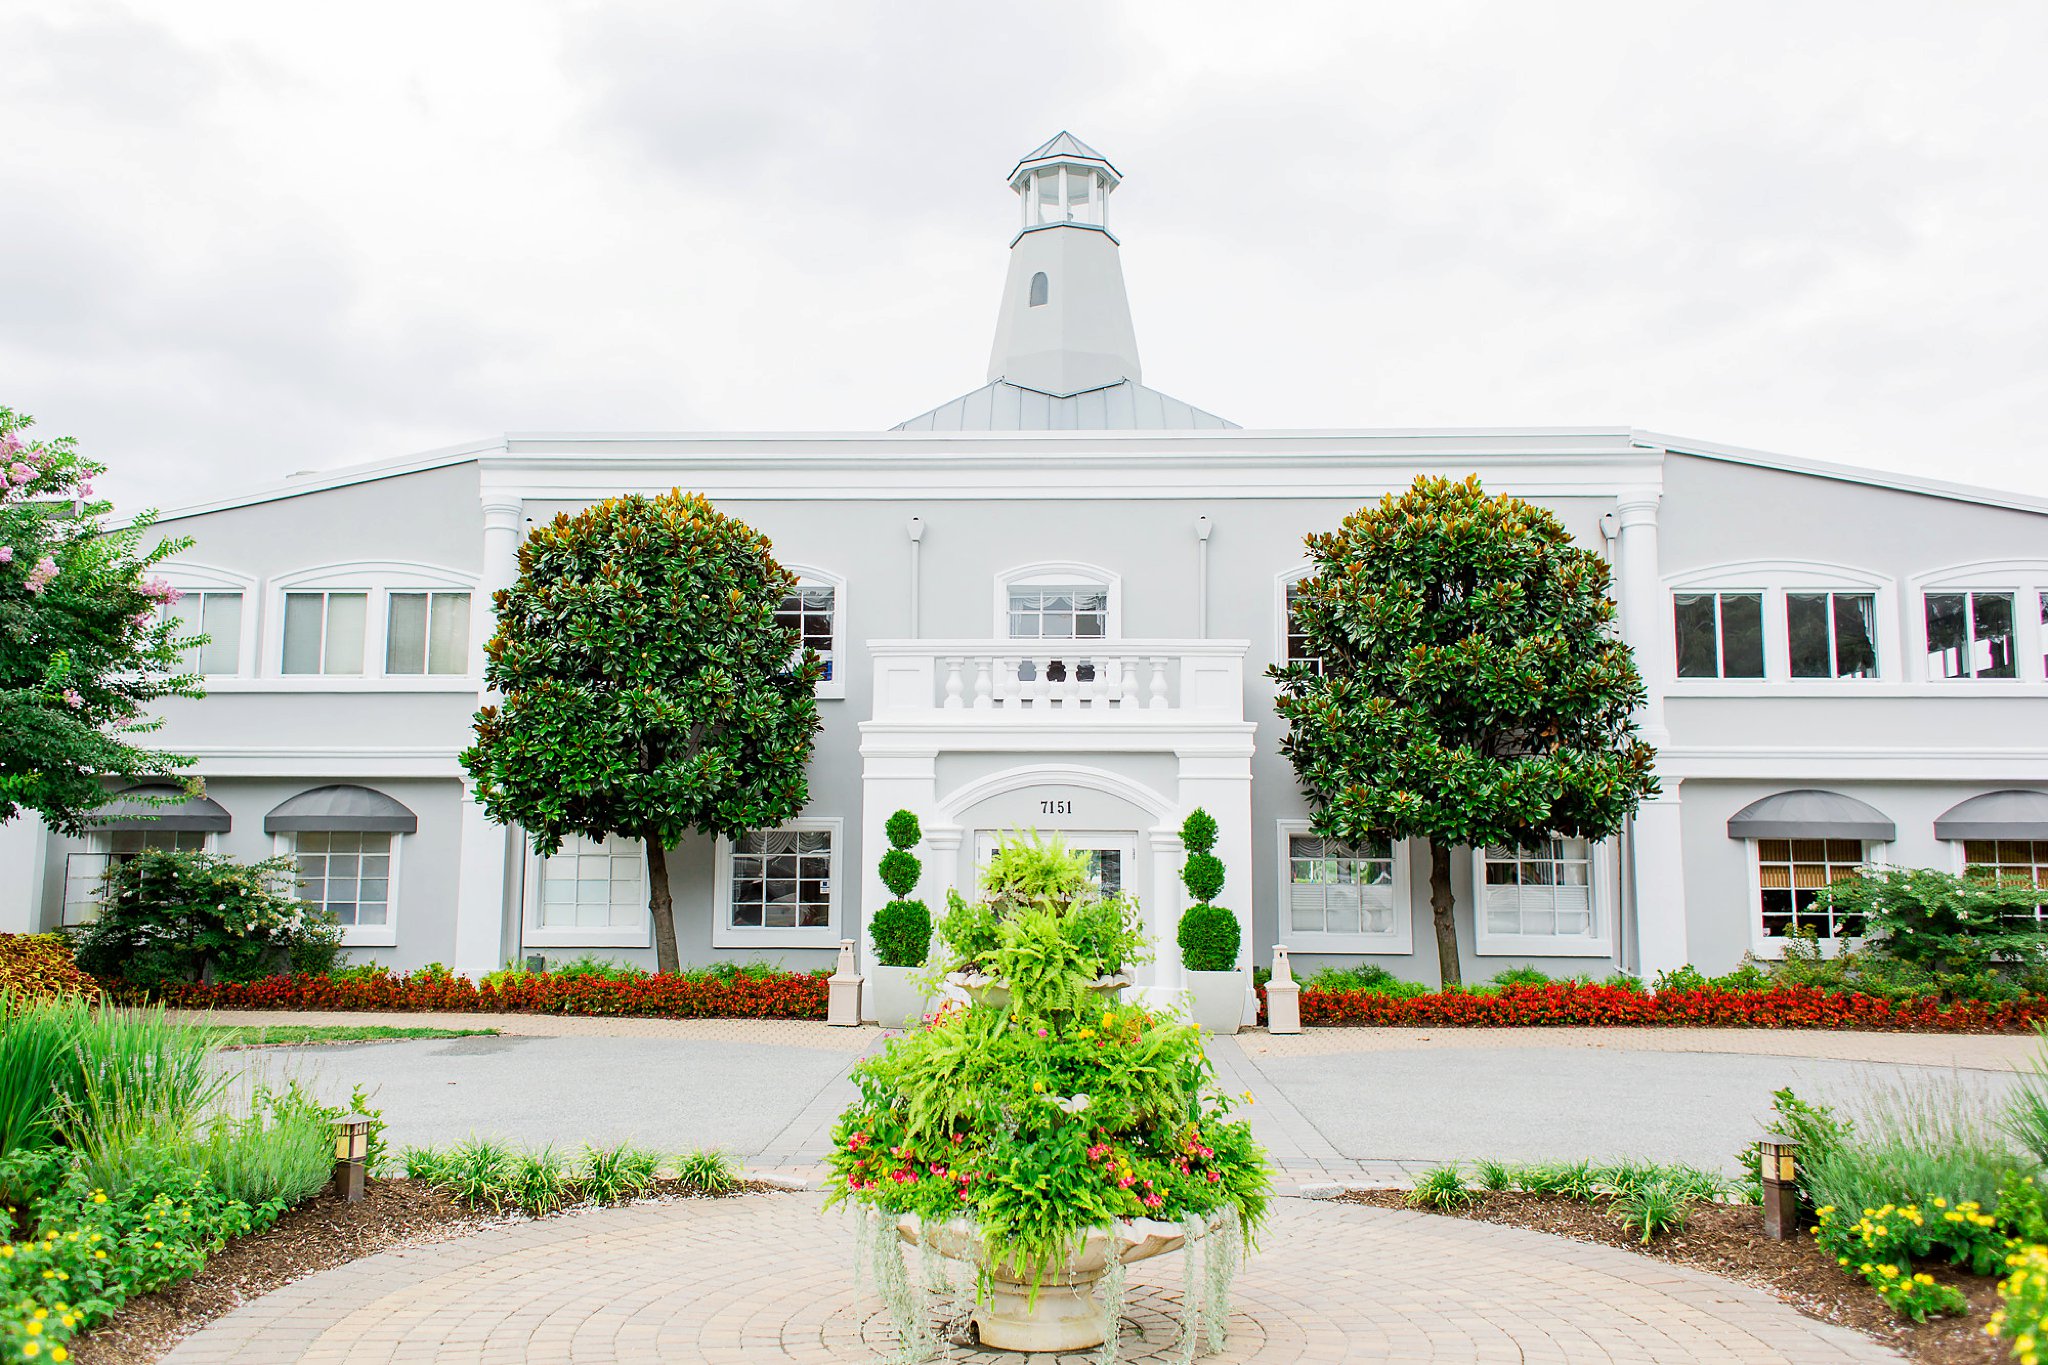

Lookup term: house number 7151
[1040,800,1073,815]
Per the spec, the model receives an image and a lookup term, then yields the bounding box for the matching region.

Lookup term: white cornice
[183,746,467,778]
[1659,745,2048,781]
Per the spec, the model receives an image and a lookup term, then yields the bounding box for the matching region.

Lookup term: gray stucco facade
[5,136,2045,1012]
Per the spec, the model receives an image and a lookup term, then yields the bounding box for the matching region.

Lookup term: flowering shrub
[1992,1242,2048,1363]
[129,963,831,1019]
[1811,1198,2001,1321]
[73,850,341,987]
[1284,979,2048,1033]
[0,935,100,1001]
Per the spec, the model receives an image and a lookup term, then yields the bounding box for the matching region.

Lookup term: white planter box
[868,963,930,1028]
[1184,968,1247,1034]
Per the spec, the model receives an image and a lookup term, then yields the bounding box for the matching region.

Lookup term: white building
[6,132,2047,1009]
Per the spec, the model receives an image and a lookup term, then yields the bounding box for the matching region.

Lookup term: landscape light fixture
[1758,1135,1799,1239]
[332,1117,372,1203]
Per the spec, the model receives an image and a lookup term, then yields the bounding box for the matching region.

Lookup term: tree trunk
[1429,840,1462,989]
[645,834,681,976]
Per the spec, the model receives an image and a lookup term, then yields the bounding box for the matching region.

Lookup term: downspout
[906,516,925,638]
[1195,515,1213,639]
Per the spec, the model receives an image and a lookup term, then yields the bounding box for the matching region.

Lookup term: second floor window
[777,585,836,682]
[1787,592,1877,679]
[1926,591,2017,679]
[1674,592,1763,679]
[385,592,471,675]
[163,591,243,675]
[1284,582,1323,674]
[1009,586,1107,640]
[281,592,367,675]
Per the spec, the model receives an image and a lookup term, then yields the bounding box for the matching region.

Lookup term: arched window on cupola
[1028,272,1049,307]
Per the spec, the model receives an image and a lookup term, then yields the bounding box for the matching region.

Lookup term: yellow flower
[24,1321,42,1336]
[90,1193,106,1205]
[51,1349,68,1363]
[23,1343,40,1358]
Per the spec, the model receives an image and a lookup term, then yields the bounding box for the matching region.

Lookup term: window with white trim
[1674,591,1764,679]
[1959,840,2048,927]
[288,831,394,928]
[536,834,646,931]
[163,592,244,675]
[384,592,471,675]
[1480,839,1597,944]
[1925,591,2017,680]
[728,828,834,930]
[1786,592,1877,679]
[777,584,836,683]
[1008,586,1108,640]
[62,830,208,925]
[1283,581,1323,674]
[1288,834,1395,935]
[281,592,368,675]
[1755,838,1868,939]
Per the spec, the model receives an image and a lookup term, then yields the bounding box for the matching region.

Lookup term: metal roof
[1726,789,1896,841]
[89,783,232,833]
[893,379,1237,432]
[264,784,419,834]
[1934,790,2048,841]
[1012,131,1117,175]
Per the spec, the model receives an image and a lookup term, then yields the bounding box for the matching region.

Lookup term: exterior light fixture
[333,1117,372,1203]
[1758,1135,1799,1239]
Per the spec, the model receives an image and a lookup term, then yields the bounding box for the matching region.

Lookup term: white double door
[972,829,1138,900]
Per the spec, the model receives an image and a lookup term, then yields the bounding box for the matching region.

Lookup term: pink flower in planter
[25,556,58,594]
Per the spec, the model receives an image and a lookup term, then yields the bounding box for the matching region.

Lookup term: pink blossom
[7,462,31,486]
[0,434,20,456]
[0,546,11,564]
[25,556,58,594]
[140,577,183,605]
[61,689,84,710]
[131,610,155,629]
[79,481,94,496]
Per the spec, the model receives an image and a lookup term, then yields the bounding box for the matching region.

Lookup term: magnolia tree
[1270,475,1658,986]
[461,490,823,974]
[0,406,202,833]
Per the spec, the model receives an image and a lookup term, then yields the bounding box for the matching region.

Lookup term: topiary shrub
[871,808,930,967]
[1178,902,1241,972]
[1176,806,1241,973]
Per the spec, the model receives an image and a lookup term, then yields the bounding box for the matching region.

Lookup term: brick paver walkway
[163,1191,1896,1364]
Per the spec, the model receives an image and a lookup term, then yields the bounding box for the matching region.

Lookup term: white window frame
[381,589,475,678]
[993,561,1123,641]
[156,562,258,677]
[1470,836,1617,958]
[1274,819,1413,955]
[521,833,653,950]
[272,830,403,948]
[972,829,1138,900]
[779,563,847,701]
[1671,589,1767,681]
[1745,837,1889,957]
[62,830,214,927]
[1946,836,2048,927]
[1273,563,1323,675]
[1662,560,1898,686]
[267,561,480,684]
[712,816,844,950]
[1910,561,2048,685]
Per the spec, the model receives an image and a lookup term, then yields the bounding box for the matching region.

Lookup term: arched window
[1028,272,1049,307]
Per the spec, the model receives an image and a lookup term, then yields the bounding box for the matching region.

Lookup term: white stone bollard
[1265,944,1300,1034]
[827,938,864,1027]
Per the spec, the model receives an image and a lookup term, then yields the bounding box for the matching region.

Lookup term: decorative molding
[938,762,1175,823]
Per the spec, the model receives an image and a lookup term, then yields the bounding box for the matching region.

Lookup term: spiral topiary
[1177,807,1241,973]
[871,809,930,967]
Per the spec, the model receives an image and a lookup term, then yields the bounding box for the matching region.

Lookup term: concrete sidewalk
[204,1015,2032,1187]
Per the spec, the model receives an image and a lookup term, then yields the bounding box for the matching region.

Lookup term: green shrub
[878,849,922,900]
[1816,865,2048,978]
[1179,808,1218,855]
[74,849,342,987]
[884,809,922,850]
[1178,903,1241,972]
[510,1146,571,1217]
[1180,852,1225,905]
[1306,963,1431,998]
[549,955,648,982]
[2009,1025,2048,1167]
[673,1147,739,1194]
[1407,1163,1476,1211]
[1613,1180,1692,1243]
[186,1082,337,1207]
[1489,966,1551,988]
[1474,1158,1515,1193]
[1798,1077,2020,1219]
[870,898,932,968]
[580,1142,663,1204]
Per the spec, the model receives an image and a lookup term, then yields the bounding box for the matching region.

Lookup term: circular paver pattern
[162,1192,1898,1364]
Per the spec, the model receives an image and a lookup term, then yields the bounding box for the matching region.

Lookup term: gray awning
[88,784,232,833]
[1727,789,1896,841]
[264,785,418,834]
[1935,790,2048,841]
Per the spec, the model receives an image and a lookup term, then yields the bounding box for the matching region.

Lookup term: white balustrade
[868,640,1246,720]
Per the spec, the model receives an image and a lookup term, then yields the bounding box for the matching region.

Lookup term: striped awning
[1934,790,2048,841]
[1727,789,1895,841]
[88,784,231,833]
[264,785,418,834]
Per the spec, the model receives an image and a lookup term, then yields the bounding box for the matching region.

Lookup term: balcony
[868,640,1248,721]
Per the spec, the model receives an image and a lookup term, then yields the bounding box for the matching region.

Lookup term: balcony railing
[868,640,1247,720]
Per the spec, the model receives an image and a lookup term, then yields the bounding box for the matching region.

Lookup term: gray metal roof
[1934,790,2048,841]
[265,784,419,834]
[893,379,1237,432]
[1015,131,1114,171]
[89,783,232,833]
[1726,789,1896,841]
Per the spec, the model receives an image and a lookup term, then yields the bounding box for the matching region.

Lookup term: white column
[1171,747,1257,988]
[1145,828,1185,1003]
[477,497,524,680]
[0,814,50,933]
[860,750,939,1019]
[1612,487,1688,977]
[451,794,510,977]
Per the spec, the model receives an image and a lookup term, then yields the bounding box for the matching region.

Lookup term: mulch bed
[1341,1189,2005,1364]
[69,1178,771,1365]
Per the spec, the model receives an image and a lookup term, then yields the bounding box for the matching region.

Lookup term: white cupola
[985,132,1144,397]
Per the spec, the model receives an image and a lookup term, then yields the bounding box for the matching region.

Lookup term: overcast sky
[4,0,2045,513]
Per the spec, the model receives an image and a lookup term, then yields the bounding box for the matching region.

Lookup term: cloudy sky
[4,0,2044,511]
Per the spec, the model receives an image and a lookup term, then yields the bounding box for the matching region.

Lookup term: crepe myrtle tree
[461,490,824,974]
[0,405,203,833]
[1270,475,1657,987]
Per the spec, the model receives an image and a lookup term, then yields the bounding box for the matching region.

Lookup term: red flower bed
[1277,981,2048,1034]
[132,968,831,1020]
